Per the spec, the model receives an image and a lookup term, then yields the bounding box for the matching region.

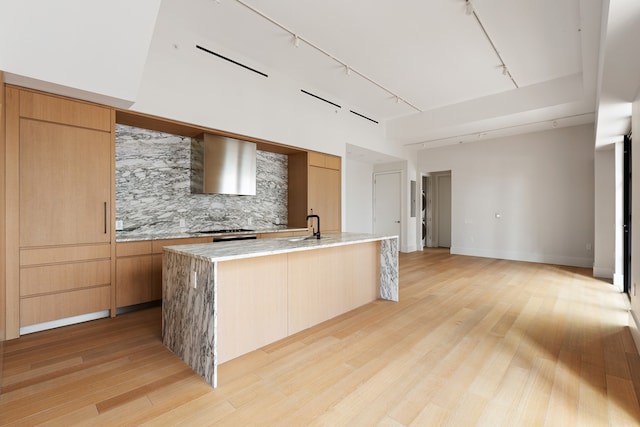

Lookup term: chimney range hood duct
[191,133,256,196]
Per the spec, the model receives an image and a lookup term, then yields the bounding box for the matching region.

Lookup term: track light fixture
[465,0,474,15]
[233,0,422,112]
[464,0,518,88]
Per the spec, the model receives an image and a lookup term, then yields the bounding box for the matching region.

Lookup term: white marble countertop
[115,227,309,242]
[163,232,398,263]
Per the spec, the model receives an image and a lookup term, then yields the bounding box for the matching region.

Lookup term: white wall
[418,124,595,267]
[593,146,616,279]
[0,0,161,107]
[615,140,624,288]
[345,159,374,233]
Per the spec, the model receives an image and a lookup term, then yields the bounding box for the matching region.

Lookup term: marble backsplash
[116,124,288,235]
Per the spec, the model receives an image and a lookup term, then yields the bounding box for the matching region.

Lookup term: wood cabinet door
[308,166,341,232]
[19,119,111,247]
[116,255,153,308]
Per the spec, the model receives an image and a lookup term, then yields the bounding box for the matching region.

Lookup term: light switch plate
[115,220,124,231]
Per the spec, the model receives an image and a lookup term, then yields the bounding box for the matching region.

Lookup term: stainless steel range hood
[191,133,256,195]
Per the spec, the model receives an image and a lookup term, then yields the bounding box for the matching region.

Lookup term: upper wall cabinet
[288,151,341,232]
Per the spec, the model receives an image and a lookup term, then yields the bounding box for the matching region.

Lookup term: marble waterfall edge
[379,237,399,302]
[162,251,218,387]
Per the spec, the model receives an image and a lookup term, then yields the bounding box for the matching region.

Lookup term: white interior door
[437,174,451,248]
[374,172,401,243]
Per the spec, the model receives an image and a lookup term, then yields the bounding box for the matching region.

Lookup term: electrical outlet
[115,220,124,231]
[586,243,592,251]
[275,217,280,225]
[248,217,252,226]
[191,270,197,289]
[179,218,186,228]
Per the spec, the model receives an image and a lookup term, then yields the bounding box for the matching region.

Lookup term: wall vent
[196,45,268,78]
[350,110,378,124]
[300,89,341,109]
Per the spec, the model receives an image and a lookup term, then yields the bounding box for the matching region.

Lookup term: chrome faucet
[306,214,321,239]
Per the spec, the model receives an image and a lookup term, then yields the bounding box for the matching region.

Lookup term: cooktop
[195,228,255,234]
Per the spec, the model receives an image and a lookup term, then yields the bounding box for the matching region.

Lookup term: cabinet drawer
[152,237,212,254]
[20,244,111,266]
[20,260,111,297]
[116,241,152,257]
[20,285,111,327]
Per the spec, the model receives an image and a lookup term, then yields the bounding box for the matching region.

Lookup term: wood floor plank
[606,374,640,426]
[1,249,639,426]
[543,350,581,426]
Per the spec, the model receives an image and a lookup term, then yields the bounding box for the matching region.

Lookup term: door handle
[395,221,400,223]
[104,202,107,234]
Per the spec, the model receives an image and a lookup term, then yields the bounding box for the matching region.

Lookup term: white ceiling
[164,0,604,153]
[5,0,633,161]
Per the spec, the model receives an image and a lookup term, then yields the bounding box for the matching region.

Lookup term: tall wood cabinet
[5,87,114,337]
[288,151,341,232]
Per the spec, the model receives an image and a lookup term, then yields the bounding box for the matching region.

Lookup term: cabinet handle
[104,202,107,234]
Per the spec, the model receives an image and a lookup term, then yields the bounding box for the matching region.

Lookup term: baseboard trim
[593,266,613,279]
[450,246,593,268]
[629,310,640,355]
[20,310,110,335]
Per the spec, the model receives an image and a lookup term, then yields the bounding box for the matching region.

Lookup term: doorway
[423,171,452,248]
[373,171,401,248]
[624,134,632,295]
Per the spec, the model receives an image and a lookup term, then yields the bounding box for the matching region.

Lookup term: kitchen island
[162,232,398,388]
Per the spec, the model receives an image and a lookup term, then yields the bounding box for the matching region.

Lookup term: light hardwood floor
[2,249,640,426]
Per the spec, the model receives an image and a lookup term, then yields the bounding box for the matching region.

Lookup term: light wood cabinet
[115,237,211,309]
[287,242,379,334]
[288,151,341,231]
[5,87,115,332]
[20,119,111,246]
[217,254,289,364]
[308,165,341,232]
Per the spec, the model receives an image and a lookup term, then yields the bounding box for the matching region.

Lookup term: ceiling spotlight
[465,0,474,15]
[502,65,508,76]
[345,65,351,75]
[552,120,558,128]
[293,35,300,48]
[396,96,401,104]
